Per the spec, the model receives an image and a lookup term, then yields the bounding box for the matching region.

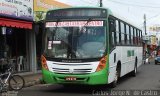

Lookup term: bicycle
[0,59,25,92]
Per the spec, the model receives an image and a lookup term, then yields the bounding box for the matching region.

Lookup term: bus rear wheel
[131,59,137,77]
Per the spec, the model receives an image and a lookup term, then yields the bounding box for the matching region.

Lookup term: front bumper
[155,60,160,64]
[42,68,108,85]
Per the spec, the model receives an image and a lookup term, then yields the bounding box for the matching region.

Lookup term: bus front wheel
[110,66,120,88]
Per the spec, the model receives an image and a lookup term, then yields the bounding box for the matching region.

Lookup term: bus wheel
[110,68,119,88]
[131,59,137,77]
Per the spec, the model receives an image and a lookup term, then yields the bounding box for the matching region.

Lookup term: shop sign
[0,0,33,21]
[151,35,157,45]
[34,0,70,22]
[143,36,149,40]
[149,25,160,32]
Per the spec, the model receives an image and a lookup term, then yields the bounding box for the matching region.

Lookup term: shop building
[0,0,71,74]
[0,0,37,73]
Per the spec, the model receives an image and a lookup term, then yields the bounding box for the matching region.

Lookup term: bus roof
[47,6,106,11]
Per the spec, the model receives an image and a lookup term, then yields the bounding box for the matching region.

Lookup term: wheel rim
[135,66,137,73]
[0,83,2,91]
[9,75,24,90]
[10,80,23,90]
[114,71,118,84]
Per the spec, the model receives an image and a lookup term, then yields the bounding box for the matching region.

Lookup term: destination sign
[46,21,103,27]
[46,8,107,20]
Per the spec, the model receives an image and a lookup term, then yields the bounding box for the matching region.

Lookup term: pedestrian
[145,58,149,64]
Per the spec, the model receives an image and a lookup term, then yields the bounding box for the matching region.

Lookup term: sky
[55,0,160,35]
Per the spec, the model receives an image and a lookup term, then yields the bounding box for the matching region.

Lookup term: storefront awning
[0,18,32,29]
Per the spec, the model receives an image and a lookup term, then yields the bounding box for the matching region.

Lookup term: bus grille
[52,68,92,74]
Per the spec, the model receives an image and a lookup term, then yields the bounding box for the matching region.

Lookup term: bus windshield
[44,20,106,59]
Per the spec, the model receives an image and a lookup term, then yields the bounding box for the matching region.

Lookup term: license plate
[65,77,77,81]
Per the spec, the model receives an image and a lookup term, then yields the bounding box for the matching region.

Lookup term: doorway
[3,27,30,72]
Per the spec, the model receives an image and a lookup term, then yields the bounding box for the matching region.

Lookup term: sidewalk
[22,73,42,87]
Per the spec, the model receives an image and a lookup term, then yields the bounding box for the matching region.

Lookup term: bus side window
[116,20,120,45]
[109,17,116,52]
[120,22,125,45]
[141,31,143,45]
[126,24,130,45]
[130,27,134,45]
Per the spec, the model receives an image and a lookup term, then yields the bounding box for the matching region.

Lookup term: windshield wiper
[79,18,92,33]
[51,19,60,48]
[68,18,93,59]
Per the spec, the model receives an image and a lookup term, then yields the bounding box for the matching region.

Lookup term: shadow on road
[40,72,139,94]
[42,84,111,94]
[117,71,141,85]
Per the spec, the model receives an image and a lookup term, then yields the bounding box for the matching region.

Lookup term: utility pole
[144,14,147,35]
[100,0,103,7]
[143,14,147,64]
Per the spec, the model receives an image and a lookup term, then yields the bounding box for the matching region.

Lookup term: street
[2,62,160,96]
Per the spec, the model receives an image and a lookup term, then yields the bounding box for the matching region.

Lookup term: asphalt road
[2,62,160,96]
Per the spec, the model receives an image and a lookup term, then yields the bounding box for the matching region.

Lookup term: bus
[41,7,143,87]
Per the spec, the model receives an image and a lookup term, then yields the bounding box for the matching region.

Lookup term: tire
[110,67,120,88]
[131,59,137,77]
[155,61,157,65]
[9,75,25,91]
[0,82,3,92]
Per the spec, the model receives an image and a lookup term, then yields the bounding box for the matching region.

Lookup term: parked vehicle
[155,56,160,65]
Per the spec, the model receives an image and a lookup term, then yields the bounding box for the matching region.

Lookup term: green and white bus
[41,7,143,87]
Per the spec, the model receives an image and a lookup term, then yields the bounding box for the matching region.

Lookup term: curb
[20,73,42,88]
[24,79,41,87]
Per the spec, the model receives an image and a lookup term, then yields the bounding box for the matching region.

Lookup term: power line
[80,0,97,6]
[114,0,160,6]
[110,0,160,21]
[107,0,160,28]
[138,13,160,26]
[109,0,160,9]
[148,14,160,20]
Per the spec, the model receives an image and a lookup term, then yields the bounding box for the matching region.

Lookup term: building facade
[0,0,71,74]
[0,0,37,73]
